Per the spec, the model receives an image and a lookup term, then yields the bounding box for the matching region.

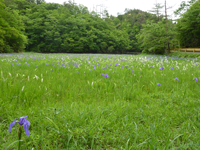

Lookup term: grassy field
[0,53,200,149]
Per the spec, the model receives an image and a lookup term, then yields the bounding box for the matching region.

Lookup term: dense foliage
[137,20,178,54]
[0,0,160,53]
[176,1,200,48]
[169,52,200,58]
[0,0,27,53]
[0,0,200,54]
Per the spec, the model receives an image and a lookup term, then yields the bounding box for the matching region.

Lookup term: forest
[0,0,200,54]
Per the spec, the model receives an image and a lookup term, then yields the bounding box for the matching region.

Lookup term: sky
[45,0,183,19]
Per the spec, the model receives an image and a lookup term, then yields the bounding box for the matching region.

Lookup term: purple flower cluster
[102,73,109,78]
[174,77,179,81]
[159,67,164,70]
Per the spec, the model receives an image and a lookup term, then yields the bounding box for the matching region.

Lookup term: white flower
[22,86,25,91]
[33,75,39,80]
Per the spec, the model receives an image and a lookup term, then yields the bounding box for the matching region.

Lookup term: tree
[174,0,197,16]
[176,1,200,48]
[149,2,164,21]
[136,19,178,54]
[0,0,27,53]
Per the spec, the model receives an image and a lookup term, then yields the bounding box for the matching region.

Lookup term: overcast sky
[45,0,183,19]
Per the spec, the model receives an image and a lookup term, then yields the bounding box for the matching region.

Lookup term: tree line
[0,0,199,54]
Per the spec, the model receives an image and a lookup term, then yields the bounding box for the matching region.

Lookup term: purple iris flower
[174,77,179,81]
[102,73,109,78]
[93,65,96,69]
[9,116,30,137]
[171,67,173,70]
[159,67,164,70]
[157,83,161,86]
[132,70,134,73]
[122,66,124,69]
[193,77,198,82]
[115,63,118,66]
[113,71,115,73]
[104,74,109,78]
[75,65,78,67]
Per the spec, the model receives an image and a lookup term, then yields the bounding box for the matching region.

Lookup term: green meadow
[0,53,200,149]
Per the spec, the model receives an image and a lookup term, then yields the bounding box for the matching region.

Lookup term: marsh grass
[0,53,200,149]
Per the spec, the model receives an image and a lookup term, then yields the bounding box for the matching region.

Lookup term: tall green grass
[0,53,200,149]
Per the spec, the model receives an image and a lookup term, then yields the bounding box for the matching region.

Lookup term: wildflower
[77,71,79,73]
[122,66,124,69]
[132,70,134,73]
[157,83,161,86]
[151,66,153,68]
[9,116,30,137]
[171,67,173,70]
[125,65,128,67]
[102,73,109,78]
[174,77,179,81]
[104,74,109,78]
[22,86,25,91]
[159,67,164,70]
[193,77,198,82]
[113,71,115,73]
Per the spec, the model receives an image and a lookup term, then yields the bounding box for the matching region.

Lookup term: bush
[168,52,200,58]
